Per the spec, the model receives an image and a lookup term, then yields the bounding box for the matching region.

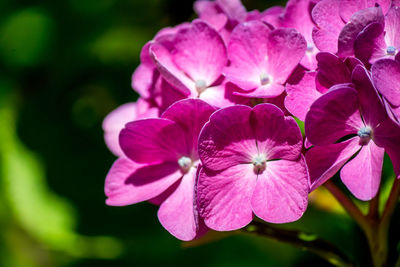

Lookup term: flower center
[306,43,314,53]
[386,46,396,56]
[260,72,271,86]
[195,79,207,94]
[178,156,192,173]
[357,126,372,145]
[252,154,266,174]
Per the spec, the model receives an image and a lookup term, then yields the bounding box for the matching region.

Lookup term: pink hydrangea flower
[223,20,306,98]
[197,104,309,231]
[105,99,215,240]
[305,66,400,200]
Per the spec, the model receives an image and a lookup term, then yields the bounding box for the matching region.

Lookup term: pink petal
[338,6,384,57]
[198,105,257,171]
[216,0,247,23]
[150,42,192,96]
[384,6,400,48]
[312,0,343,53]
[261,6,285,28]
[223,21,273,91]
[373,117,400,177]
[316,52,353,90]
[371,58,400,106]
[285,71,322,121]
[252,157,309,223]
[105,158,182,206]
[306,137,361,190]
[120,118,189,163]
[341,141,384,200]
[354,22,386,64]
[339,0,391,22]
[305,86,364,146]
[194,1,228,31]
[172,20,227,86]
[198,164,256,231]
[161,99,216,157]
[351,65,387,128]
[158,167,199,241]
[252,104,303,161]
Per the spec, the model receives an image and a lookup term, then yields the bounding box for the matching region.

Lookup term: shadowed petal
[306,137,361,190]
[252,157,309,223]
[371,58,400,106]
[120,118,189,163]
[105,158,182,206]
[341,141,384,200]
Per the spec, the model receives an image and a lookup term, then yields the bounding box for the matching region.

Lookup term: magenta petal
[374,117,400,177]
[351,65,386,128]
[158,167,198,241]
[120,118,188,163]
[306,137,361,190]
[341,141,384,200]
[233,83,285,98]
[285,71,322,121]
[312,0,343,53]
[105,158,182,206]
[354,22,386,64]
[198,164,255,231]
[384,6,400,49]
[172,20,227,86]
[223,21,273,91]
[252,104,303,161]
[316,52,352,90]
[150,42,192,96]
[252,158,309,223]
[371,58,400,106]
[305,86,363,146]
[198,105,257,171]
[339,0,391,22]
[216,0,247,23]
[338,6,384,57]
[162,99,216,156]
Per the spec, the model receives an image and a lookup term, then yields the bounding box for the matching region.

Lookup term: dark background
[0,0,393,266]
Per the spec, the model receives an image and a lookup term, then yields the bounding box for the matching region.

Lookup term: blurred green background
[0,0,398,266]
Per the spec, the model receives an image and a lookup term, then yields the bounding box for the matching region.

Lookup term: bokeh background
[1,0,398,266]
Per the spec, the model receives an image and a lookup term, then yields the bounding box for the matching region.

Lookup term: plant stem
[242,220,353,267]
[324,180,369,232]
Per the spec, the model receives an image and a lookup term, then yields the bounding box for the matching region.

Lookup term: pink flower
[197,104,309,231]
[105,99,215,240]
[223,20,306,98]
[305,66,400,200]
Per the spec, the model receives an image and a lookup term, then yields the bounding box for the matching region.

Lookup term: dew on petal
[306,43,314,53]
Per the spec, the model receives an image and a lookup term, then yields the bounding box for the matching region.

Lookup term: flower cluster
[103,0,400,241]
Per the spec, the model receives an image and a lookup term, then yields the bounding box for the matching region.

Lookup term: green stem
[242,220,353,267]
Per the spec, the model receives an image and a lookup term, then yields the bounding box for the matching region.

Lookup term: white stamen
[306,43,314,53]
[260,73,271,86]
[358,126,372,145]
[252,154,267,174]
[386,46,396,56]
[195,79,207,94]
[178,156,192,173]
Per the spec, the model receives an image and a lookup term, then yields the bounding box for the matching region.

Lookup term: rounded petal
[120,118,189,163]
[306,137,361,190]
[305,86,363,146]
[252,104,303,161]
[105,158,182,206]
[172,20,227,86]
[197,164,256,231]
[252,157,309,223]
[162,98,216,157]
[340,141,384,200]
[285,71,322,121]
[198,105,257,171]
[371,58,400,106]
[316,52,352,90]
[158,167,199,241]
